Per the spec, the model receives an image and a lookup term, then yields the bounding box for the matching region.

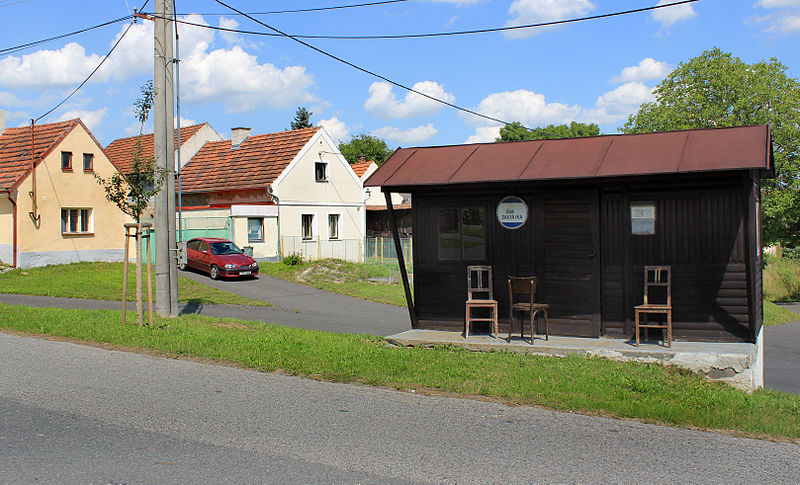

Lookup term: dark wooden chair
[635,265,672,347]
[465,265,498,338]
[507,276,549,344]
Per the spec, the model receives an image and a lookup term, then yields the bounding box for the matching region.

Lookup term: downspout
[28,119,40,227]
[267,184,281,259]
[5,191,18,268]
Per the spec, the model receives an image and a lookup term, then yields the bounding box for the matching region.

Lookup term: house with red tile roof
[351,158,412,238]
[0,118,129,267]
[105,122,222,174]
[179,126,365,261]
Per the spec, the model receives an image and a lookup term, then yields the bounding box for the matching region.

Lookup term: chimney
[0,110,5,135]
[358,155,367,163]
[231,127,251,148]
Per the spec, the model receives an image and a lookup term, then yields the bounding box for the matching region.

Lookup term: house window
[61,151,73,171]
[61,208,92,234]
[438,207,486,261]
[83,153,94,171]
[247,217,264,242]
[315,162,328,182]
[328,214,340,240]
[302,214,314,240]
[631,202,656,235]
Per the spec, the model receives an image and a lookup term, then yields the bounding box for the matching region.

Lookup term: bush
[282,252,303,266]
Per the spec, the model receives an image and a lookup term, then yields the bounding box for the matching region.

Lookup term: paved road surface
[1,333,798,483]
[766,302,800,394]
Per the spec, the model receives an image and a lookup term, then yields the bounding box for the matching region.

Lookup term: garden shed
[365,125,773,343]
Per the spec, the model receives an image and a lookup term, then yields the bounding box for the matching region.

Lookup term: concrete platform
[386,330,761,390]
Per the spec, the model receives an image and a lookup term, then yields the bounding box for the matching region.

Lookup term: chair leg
[529,310,535,345]
[492,302,498,338]
[667,310,672,348]
[635,310,640,346]
[465,303,470,339]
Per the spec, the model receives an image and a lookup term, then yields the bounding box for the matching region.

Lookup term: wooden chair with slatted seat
[465,265,498,338]
[635,265,673,347]
[507,276,549,345]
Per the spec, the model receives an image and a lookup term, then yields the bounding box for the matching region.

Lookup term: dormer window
[315,161,328,182]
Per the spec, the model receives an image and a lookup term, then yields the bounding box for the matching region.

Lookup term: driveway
[765,302,800,394]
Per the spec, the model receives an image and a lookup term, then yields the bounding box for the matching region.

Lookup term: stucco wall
[15,125,130,267]
[361,162,404,207]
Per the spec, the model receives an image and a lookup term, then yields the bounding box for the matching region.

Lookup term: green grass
[764,300,800,326]
[259,259,410,306]
[1,302,798,441]
[764,257,800,301]
[0,262,270,306]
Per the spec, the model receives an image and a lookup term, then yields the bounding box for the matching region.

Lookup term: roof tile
[0,119,78,191]
[105,123,207,174]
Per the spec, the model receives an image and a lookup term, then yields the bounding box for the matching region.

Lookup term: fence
[364,236,413,269]
[142,216,231,264]
[281,236,363,262]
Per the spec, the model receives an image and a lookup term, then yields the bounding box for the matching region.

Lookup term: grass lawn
[259,259,409,306]
[763,300,800,326]
[0,262,270,307]
[0,302,798,441]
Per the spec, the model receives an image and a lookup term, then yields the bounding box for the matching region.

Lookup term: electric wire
[0,15,133,56]
[155,0,409,16]
[158,0,699,41]
[35,0,150,122]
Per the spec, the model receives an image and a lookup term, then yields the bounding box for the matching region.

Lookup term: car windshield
[209,241,242,255]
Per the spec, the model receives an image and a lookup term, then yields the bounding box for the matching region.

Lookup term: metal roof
[365,125,772,189]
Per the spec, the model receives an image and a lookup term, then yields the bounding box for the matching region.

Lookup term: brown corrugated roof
[365,125,772,188]
[0,119,79,191]
[350,160,373,178]
[105,123,208,174]
[180,127,319,193]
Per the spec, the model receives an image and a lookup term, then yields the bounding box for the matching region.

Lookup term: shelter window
[302,214,314,240]
[83,153,94,171]
[631,202,656,235]
[438,207,486,261]
[61,208,92,235]
[247,217,264,242]
[61,151,73,171]
[315,162,328,182]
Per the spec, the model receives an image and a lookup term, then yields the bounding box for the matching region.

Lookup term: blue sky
[1,0,799,149]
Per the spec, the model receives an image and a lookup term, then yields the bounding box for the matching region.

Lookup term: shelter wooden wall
[409,171,761,342]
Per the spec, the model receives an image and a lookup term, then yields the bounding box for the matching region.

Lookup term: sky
[1,0,799,150]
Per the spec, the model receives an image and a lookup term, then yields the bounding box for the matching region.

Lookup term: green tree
[496,121,600,142]
[339,133,394,165]
[290,106,313,130]
[621,47,800,246]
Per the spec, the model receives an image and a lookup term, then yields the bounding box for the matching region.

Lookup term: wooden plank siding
[409,172,758,342]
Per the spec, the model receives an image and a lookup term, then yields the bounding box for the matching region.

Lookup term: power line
[0,15,132,56]
[148,0,409,16]
[158,0,699,41]
[212,0,519,130]
[35,0,151,122]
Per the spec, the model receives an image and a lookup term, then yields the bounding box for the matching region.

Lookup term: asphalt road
[766,303,800,394]
[1,333,798,484]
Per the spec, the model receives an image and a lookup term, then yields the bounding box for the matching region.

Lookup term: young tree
[95,81,167,326]
[621,47,800,246]
[496,121,600,142]
[338,133,394,165]
[290,106,313,130]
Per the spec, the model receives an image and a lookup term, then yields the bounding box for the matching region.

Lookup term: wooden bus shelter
[365,125,773,343]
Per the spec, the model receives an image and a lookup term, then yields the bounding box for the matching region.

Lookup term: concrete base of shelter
[386,330,761,391]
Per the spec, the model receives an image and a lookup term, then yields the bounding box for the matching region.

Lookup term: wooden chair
[635,265,672,347]
[465,265,498,338]
[507,276,549,344]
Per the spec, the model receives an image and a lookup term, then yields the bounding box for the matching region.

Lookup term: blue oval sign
[496,196,528,230]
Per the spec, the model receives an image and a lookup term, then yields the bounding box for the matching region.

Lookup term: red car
[180,237,259,279]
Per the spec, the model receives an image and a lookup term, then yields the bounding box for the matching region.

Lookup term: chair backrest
[467,265,493,301]
[643,265,671,306]
[508,276,537,304]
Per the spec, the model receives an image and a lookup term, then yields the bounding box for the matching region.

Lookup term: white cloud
[319,117,349,145]
[57,108,107,133]
[465,125,502,144]
[652,0,697,28]
[218,17,241,45]
[580,82,654,124]
[754,0,800,33]
[0,91,28,107]
[364,81,455,120]
[0,43,102,89]
[371,124,438,145]
[757,0,800,7]
[470,89,581,126]
[425,0,482,4]
[175,116,197,128]
[505,0,594,38]
[610,58,670,83]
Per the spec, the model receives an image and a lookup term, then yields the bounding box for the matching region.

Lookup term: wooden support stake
[143,223,154,326]
[121,224,132,326]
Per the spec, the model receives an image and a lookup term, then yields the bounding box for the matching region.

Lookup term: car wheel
[210,264,220,280]
[178,261,188,271]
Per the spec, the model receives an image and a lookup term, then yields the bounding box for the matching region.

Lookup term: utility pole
[153,0,177,316]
